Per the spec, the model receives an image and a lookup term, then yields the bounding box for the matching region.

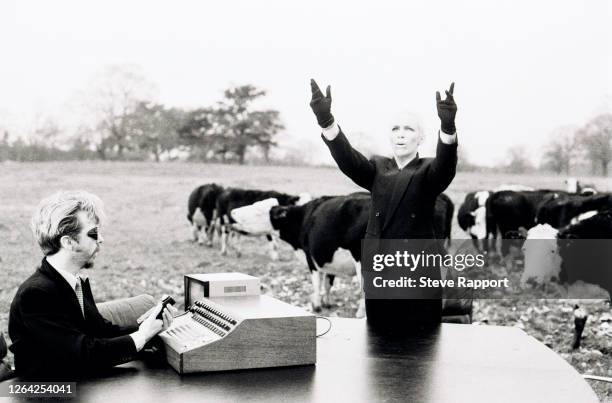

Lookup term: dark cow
[486,189,569,256]
[536,193,612,229]
[216,188,302,257]
[269,192,456,318]
[558,210,612,300]
[434,193,454,248]
[187,183,224,246]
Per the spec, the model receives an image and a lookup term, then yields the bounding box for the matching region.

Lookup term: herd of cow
[457,181,612,298]
[187,184,455,318]
[187,179,612,319]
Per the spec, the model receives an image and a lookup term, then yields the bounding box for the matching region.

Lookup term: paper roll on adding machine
[159,273,316,374]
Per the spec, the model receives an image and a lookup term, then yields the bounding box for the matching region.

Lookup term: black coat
[8,259,138,380]
[323,130,457,238]
[323,129,458,327]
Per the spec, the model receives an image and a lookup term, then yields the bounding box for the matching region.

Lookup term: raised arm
[310,79,375,191]
[427,82,458,195]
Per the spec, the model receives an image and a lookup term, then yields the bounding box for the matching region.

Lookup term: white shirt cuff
[321,121,340,140]
[130,331,147,352]
[439,130,457,144]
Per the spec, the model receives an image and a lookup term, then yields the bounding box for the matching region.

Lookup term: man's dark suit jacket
[8,258,138,380]
[323,129,458,328]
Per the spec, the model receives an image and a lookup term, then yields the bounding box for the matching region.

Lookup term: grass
[0,161,610,400]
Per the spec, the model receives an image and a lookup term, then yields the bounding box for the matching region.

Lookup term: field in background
[0,161,610,398]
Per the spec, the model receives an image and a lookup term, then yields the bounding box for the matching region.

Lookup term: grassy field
[0,161,610,399]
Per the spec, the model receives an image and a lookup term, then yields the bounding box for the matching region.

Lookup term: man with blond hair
[9,190,173,380]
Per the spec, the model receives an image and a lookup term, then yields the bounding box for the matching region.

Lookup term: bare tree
[577,114,612,176]
[505,145,533,174]
[456,147,479,172]
[77,64,158,159]
[541,125,578,174]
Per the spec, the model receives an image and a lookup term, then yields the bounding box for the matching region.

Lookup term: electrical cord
[316,316,332,337]
[583,374,612,383]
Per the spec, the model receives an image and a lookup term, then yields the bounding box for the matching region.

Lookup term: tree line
[1,65,611,175]
[497,116,612,176]
[0,66,283,164]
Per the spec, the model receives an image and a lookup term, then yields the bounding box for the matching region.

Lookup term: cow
[520,212,612,298]
[457,186,535,254]
[457,190,495,252]
[557,210,612,298]
[270,193,369,317]
[519,223,562,284]
[535,193,612,229]
[435,193,454,248]
[187,183,224,246]
[485,189,570,256]
[229,197,284,260]
[269,192,456,318]
[215,188,305,258]
[493,184,534,192]
[520,212,612,349]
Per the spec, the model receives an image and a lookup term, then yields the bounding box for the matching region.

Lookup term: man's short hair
[31,190,105,256]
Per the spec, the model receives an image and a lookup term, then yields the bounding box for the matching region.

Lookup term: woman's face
[389,114,423,159]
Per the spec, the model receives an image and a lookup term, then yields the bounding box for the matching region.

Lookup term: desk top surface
[4,319,598,403]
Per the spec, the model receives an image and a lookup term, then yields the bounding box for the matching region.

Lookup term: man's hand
[137,303,173,342]
[436,82,457,134]
[310,79,334,128]
[137,301,178,324]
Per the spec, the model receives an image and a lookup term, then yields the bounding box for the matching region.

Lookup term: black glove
[309,79,335,128]
[436,82,457,134]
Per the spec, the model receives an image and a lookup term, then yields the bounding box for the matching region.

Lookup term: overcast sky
[1,0,610,166]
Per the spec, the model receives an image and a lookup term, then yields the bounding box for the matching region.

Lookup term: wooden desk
[4,319,598,402]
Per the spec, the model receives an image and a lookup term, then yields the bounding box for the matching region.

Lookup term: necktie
[75,275,85,317]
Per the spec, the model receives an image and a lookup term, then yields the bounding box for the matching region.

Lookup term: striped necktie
[74,275,85,317]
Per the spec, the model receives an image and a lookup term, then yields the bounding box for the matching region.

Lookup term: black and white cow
[457,191,481,234]
[521,211,612,299]
[269,193,369,317]
[536,193,612,229]
[187,183,224,246]
[215,188,305,258]
[520,212,611,349]
[457,190,494,251]
[229,197,289,260]
[457,185,535,253]
[268,192,455,318]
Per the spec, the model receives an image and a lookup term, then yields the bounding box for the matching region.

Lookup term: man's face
[70,211,103,269]
[389,114,423,159]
